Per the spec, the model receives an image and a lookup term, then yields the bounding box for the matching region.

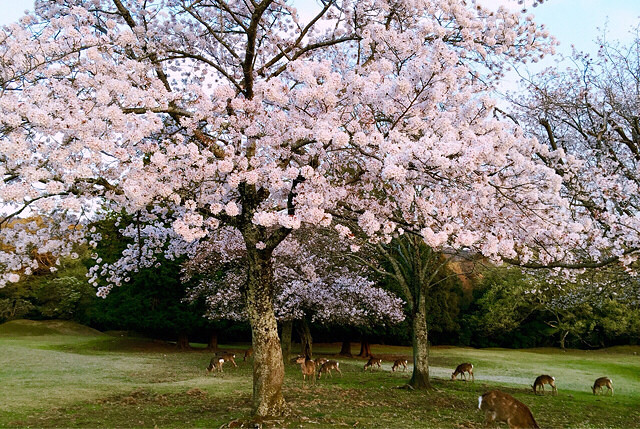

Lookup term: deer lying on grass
[295,355,316,385]
[206,357,225,374]
[392,359,408,372]
[317,360,342,379]
[478,390,539,429]
[243,348,253,361]
[451,363,474,381]
[364,357,382,371]
[532,375,557,395]
[592,377,613,396]
[216,352,237,367]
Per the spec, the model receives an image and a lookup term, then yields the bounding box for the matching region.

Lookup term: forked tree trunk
[339,340,352,357]
[358,339,371,357]
[409,293,431,389]
[206,330,218,352]
[245,250,286,417]
[297,318,313,359]
[280,320,293,363]
[560,331,569,350]
[176,332,191,350]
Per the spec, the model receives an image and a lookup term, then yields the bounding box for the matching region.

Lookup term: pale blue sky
[0,0,638,77]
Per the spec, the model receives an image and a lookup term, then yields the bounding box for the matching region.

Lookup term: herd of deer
[206,351,614,429]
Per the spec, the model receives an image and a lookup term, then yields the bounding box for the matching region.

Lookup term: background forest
[3,214,638,350]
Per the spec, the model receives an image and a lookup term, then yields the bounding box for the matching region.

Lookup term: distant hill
[0,319,105,337]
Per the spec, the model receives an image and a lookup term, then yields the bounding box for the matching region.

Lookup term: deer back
[479,390,539,429]
[454,363,473,374]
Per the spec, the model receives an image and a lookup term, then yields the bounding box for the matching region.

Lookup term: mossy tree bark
[409,293,431,389]
[245,247,286,417]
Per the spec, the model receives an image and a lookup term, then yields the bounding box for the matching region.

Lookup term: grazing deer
[392,359,408,372]
[478,390,539,429]
[592,377,613,396]
[317,360,342,379]
[364,357,382,371]
[295,355,316,385]
[216,352,237,367]
[243,348,253,361]
[206,357,225,374]
[452,363,474,381]
[532,375,557,395]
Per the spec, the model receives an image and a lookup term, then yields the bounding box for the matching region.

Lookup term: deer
[451,363,474,382]
[215,352,237,367]
[243,348,253,361]
[364,356,382,371]
[592,377,613,396]
[532,375,557,395]
[391,359,408,372]
[317,360,342,379]
[295,355,316,385]
[478,390,539,429]
[206,356,225,374]
[315,357,328,367]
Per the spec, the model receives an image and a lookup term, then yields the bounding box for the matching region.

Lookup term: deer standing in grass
[532,375,557,395]
[315,357,328,367]
[243,348,253,361]
[452,363,474,381]
[592,377,613,395]
[392,359,408,372]
[478,390,539,429]
[216,352,237,367]
[295,355,316,385]
[206,357,225,374]
[364,357,382,371]
[317,360,342,379]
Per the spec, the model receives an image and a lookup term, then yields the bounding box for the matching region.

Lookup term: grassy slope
[0,321,638,428]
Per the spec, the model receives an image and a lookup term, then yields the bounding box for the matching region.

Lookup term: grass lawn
[0,320,639,428]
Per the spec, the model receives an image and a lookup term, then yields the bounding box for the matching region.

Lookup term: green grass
[0,320,639,428]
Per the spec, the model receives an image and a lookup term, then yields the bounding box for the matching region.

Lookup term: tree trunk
[280,320,293,363]
[339,340,352,357]
[245,250,286,417]
[560,331,568,350]
[296,318,313,359]
[206,330,218,352]
[176,332,190,350]
[409,293,431,389]
[358,339,371,357]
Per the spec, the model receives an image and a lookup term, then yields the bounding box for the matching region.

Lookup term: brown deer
[317,360,342,379]
[452,363,474,381]
[364,356,382,371]
[206,357,225,374]
[243,348,253,361]
[295,355,316,385]
[478,390,539,429]
[391,359,408,372]
[532,375,557,395]
[315,357,328,367]
[216,352,237,367]
[592,377,613,396]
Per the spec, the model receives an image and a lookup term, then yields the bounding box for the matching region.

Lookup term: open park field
[0,320,638,428]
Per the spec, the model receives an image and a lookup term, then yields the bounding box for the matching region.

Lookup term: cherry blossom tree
[508,26,640,270]
[182,227,405,360]
[0,0,586,417]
